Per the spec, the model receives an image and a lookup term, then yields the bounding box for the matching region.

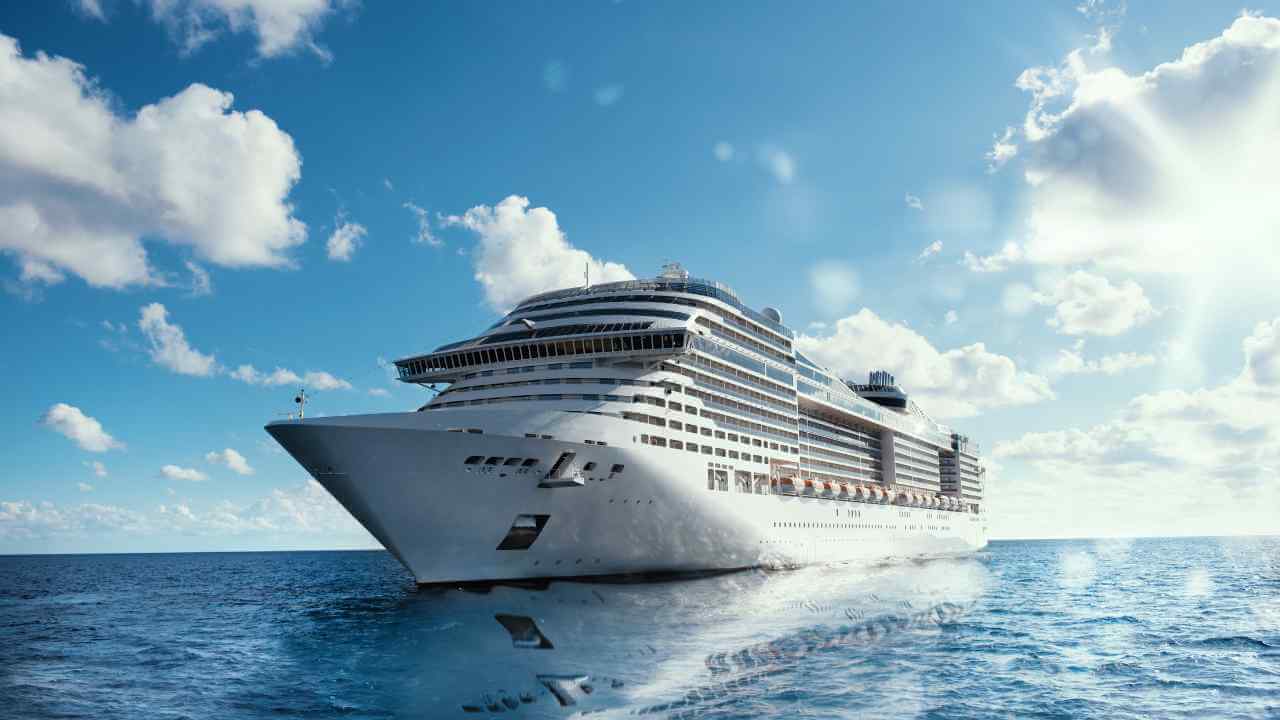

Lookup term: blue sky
[2,0,1278,552]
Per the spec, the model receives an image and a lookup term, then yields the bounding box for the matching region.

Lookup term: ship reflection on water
[311,555,993,717]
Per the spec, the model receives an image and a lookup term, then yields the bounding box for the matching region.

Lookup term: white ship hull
[267,407,987,584]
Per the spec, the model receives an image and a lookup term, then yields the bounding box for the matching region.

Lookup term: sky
[1,0,1277,553]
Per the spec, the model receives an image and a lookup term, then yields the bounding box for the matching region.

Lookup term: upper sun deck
[510,275,794,340]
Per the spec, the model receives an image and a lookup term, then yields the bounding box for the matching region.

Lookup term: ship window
[687,443,699,452]
[484,457,501,465]
[612,337,622,351]
[669,401,682,411]
[642,335,653,350]
[640,434,649,444]
[701,428,712,436]
[728,450,739,459]
[716,470,728,491]
[674,333,684,347]
[753,454,763,463]
[611,464,624,473]
[671,440,683,450]
[753,438,762,446]
[662,334,673,349]
[770,442,779,450]
[707,469,716,490]
[583,462,597,471]
[651,436,667,447]
[464,456,483,465]
[715,431,726,439]
[715,448,726,457]
[669,420,682,431]
[727,433,738,442]
[503,458,522,466]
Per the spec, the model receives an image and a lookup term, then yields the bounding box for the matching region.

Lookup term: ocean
[2,537,1277,719]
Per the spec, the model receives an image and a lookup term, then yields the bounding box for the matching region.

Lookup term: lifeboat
[821,481,834,497]
[854,486,868,501]
[802,479,817,495]
[779,477,797,494]
[837,483,849,499]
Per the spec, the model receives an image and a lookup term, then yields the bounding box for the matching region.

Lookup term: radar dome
[762,307,782,324]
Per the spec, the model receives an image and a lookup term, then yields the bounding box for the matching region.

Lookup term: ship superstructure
[267,263,986,583]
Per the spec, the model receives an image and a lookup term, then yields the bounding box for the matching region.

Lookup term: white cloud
[40,403,123,452]
[0,480,368,542]
[796,308,1054,418]
[326,218,367,261]
[808,262,860,313]
[905,193,924,211]
[444,195,634,312]
[713,141,734,162]
[185,260,212,297]
[1001,282,1036,316]
[230,364,352,390]
[138,302,218,376]
[403,202,440,247]
[160,464,207,482]
[757,146,796,184]
[205,448,254,475]
[944,310,959,325]
[382,177,393,191]
[0,500,149,539]
[962,241,1023,273]
[1031,270,1156,336]
[985,126,1018,172]
[367,388,390,397]
[594,84,624,106]
[993,316,1280,538]
[142,0,350,60]
[1008,14,1280,294]
[77,482,94,493]
[0,35,306,290]
[84,460,108,477]
[1044,346,1156,377]
[74,0,106,21]
[916,240,942,262]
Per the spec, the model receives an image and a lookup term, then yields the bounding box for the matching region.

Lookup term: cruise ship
[266,263,987,584]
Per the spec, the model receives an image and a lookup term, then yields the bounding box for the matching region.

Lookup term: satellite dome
[762,307,782,324]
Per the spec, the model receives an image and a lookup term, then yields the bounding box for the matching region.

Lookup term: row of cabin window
[435,375,675,401]
[631,388,796,437]
[799,443,881,470]
[462,454,625,475]
[677,354,795,400]
[799,417,883,447]
[627,412,796,453]
[405,332,686,375]
[663,362,796,412]
[694,316,791,364]
[706,469,770,494]
[639,433,773,464]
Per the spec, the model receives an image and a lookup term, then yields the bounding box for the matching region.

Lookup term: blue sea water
[1,537,1278,719]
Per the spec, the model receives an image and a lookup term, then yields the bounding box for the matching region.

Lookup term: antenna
[294,388,307,419]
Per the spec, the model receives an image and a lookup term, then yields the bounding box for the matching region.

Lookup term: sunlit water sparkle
[1,537,1277,718]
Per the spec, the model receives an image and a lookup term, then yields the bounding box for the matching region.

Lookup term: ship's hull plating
[266,408,987,584]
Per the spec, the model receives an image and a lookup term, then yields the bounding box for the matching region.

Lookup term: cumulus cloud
[230,364,352,390]
[138,302,218,376]
[808,262,860,313]
[40,403,123,452]
[326,217,367,261]
[205,448,254,475]
[713,141,734,162]
[994,316,1280,538]
[141,0,351,60]
[160,464,207,482]
[796,308,1054,418]
[0,34,306,290]
[985,126,1018,172]
[85,460,108,477]
[444,195,634,312]
[0,480,369,543]
[757,146,796,184]
[367,388,390,397]
[403,202,440,247]
[1031,270,1156,336]
[185,261,212,297]
[77,482,94,493]
[1044,345,1156,377]
[916,240,942,262]
[961,241,1023,273]
[905,193,924,211]
[1006,14,1280,293]
[944,310,959,325]
[74,0,106,21]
